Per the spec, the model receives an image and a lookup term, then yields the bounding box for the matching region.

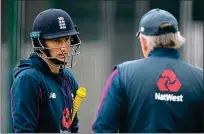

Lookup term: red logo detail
[62,108,72,128]
[157,70,181,92]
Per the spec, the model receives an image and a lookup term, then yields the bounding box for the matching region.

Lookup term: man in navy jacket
[93,8,204,133]
[11,9,81,133]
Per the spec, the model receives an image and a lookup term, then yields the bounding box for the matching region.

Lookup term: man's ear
[140,36,148,51]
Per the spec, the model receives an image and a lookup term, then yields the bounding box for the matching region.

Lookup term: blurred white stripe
[71,1,116,132]
[134,0,149,58]
[180,0,203,68]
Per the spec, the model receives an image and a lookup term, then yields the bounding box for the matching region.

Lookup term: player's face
[45,36,71,62]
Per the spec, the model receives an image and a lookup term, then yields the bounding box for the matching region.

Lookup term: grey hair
[140,32,186,50]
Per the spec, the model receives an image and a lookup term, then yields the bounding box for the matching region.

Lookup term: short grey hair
[140,32,186,50]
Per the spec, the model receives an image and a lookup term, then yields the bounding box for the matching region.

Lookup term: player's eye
[53,39,61,44]
[64,36,71,42]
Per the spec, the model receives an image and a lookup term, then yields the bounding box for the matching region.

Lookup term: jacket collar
[148,48,180,59]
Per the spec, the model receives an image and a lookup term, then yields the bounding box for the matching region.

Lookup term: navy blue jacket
[11,53,79,133]
[93,48,204,133]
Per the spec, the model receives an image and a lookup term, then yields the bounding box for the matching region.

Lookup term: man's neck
[48,63,60,73]
[41,56,60,73]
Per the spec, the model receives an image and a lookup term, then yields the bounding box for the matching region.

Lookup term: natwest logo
[157,70,181,92]
[155,93,183,102]
[155,70,183,102]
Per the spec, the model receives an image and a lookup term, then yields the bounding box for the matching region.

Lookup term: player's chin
[57,57,66,62]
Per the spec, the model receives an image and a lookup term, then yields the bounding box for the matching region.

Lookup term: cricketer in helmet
[30,8,81,69]
[11,9,81,133]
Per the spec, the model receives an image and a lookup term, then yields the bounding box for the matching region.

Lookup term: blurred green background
[1,0,203,133]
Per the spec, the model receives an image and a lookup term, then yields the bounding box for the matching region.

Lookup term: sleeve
[64,69,80,132]
[68,71,80,133]
[92,68,125,133]
[71,87,80,133]
[71,112,79,133]
[11,74,41,133]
